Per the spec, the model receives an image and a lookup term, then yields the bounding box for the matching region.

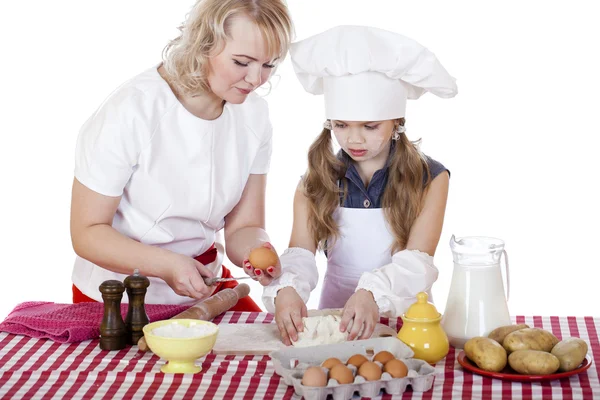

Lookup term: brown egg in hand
[329,364,354,384]
[347,354,368,368]
[301,366,327,387]
[384,359,408,378]
[248,247,278,270]
[358,361,382,381]
[321,357,343,369]
[373,350,395,365]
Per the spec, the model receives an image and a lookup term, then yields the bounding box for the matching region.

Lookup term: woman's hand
[243,242,282,286]
[162,253,215,300]
[274,287,307,346]
[340,289,379,341]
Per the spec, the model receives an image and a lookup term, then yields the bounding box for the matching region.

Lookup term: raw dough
[292,315,349,348]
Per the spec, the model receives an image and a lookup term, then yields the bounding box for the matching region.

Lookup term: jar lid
[404,292,440,320]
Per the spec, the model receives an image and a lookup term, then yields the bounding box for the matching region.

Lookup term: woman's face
[332,119,396,163]
[207,15,277,104]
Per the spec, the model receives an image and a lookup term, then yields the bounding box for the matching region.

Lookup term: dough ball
[292,315,348,347]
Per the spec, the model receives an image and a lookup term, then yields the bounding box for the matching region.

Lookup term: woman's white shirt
[72,65,272,304]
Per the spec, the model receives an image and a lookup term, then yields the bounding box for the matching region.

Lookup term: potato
[508,350,560,375]
[503,328,559,353]
[464,337,507,372]
[551,338,588,372]
[488,324,530,344]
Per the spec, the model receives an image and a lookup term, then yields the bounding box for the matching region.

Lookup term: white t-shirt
[72,65,273,304]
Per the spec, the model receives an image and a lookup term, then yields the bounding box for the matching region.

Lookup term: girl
[69,0,292,309]
[256,25,457,343]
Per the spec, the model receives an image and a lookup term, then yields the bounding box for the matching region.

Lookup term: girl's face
[207,15,278,104]
[332,119,396,164]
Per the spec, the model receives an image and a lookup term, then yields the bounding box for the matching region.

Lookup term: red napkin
[0,301,189,343]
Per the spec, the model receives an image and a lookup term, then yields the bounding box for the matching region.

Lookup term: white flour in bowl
[152,322,217,338]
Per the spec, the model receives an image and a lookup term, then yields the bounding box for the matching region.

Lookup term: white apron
[319,207,393,309]
[318,207,434,310]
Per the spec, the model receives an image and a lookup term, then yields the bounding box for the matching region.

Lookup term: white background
[1,0,598,320]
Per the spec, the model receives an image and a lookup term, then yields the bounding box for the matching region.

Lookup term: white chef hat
[290,25,458,121]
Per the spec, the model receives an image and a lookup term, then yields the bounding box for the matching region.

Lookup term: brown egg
[384,359,408,378]
[373,351,395,365]
[321,357,343,369]
[329,364,354,384]
[301,366,327,387]
[358,361,382,381]
[248,247,278,270]
[347,354,368,368]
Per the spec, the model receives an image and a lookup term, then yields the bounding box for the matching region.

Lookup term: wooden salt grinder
[124,269,150,345]
[99,280,127,351]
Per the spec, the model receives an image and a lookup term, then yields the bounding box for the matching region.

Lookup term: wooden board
[212,323,286,355]
[212,309,398,355]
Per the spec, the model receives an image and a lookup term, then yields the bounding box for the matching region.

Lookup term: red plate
[457,351,593,382]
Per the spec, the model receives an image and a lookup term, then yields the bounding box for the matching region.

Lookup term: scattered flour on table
[152,322,217,338]
[292,315,349,347]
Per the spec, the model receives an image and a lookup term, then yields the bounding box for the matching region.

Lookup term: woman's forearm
[225,226,271,267]
[71,223,175,278]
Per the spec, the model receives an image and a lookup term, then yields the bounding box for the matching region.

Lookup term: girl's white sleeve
[262,247,318,313]
[355,250,439,317]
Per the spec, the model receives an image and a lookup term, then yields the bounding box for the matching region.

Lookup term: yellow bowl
[142,319,219,374]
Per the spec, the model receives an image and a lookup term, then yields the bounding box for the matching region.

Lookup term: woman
[254,25,457,343]
[70,0,292,309]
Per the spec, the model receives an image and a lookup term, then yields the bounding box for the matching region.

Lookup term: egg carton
[269,336,436,400]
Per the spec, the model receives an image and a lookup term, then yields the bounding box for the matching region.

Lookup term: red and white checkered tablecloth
[0,312,598,399]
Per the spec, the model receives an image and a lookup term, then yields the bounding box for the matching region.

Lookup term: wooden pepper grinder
[124,269,150,345]
[99,280,127,351]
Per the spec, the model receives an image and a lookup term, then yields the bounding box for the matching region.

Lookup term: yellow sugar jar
[397,292,449,364]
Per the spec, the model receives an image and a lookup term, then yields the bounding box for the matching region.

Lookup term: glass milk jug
[441,235,511,349]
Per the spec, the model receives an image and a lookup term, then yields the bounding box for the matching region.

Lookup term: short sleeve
[424,155,450,186]
[74,90,150,197]
[249,119,273,174]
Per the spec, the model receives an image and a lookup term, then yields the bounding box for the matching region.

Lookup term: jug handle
[502,250,510,301]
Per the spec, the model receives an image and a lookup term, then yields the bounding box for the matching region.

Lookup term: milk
[442,236,511,349]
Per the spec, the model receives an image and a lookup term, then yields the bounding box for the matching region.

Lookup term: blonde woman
[70,0,293,311]
[258,26,457,344]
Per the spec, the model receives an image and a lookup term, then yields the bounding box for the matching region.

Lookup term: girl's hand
[243,242,282,286]
[163,254,215,300]
[274,287,307,346]
[340,289,379,340]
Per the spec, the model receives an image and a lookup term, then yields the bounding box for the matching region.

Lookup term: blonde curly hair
[162,0,293,96]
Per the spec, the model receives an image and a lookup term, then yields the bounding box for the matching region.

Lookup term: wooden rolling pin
[137,283,250,352]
